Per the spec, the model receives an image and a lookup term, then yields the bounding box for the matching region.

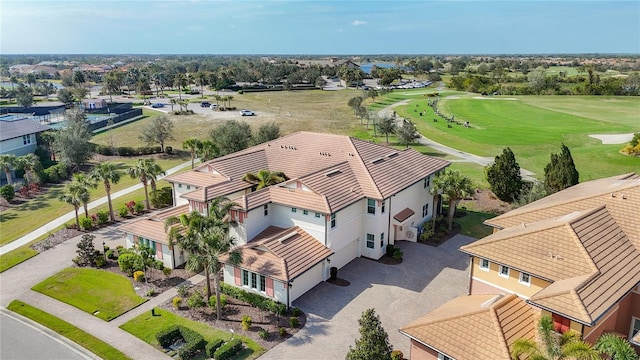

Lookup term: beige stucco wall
[409,339,439,360]
[470,257,549,298]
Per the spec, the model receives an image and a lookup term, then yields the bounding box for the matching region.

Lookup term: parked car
[210,104,219,110]
[240,110,255,116]
[151,103,164,108]
[200,102,211,108]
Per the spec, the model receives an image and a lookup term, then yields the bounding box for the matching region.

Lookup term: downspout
[467,255,473,295]
[387,197,392,245]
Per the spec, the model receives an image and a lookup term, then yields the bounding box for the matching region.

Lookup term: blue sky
[1,0,638,54]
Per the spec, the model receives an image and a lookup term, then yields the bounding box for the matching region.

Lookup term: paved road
[0,310,99,360]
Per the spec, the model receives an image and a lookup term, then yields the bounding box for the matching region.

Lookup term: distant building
[82,99,108,110]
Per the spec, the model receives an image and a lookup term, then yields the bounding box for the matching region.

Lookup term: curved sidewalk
[0,160,194,255]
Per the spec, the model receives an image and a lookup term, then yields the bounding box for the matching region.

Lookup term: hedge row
[220,283,286,315]
[205,339,225,358]
[94,144,162,156]
[155,324,205,360]
[213,338,242,360]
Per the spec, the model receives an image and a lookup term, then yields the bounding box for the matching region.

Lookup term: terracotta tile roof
[463,205,640,325]
[233,186,330,214]
[117,204,190,244]
[486,173,640,249]
[394,208,415,222]
[400,294,536,360]
[165,170,228,188]
[165,131,449,209]
[222,226,333,282]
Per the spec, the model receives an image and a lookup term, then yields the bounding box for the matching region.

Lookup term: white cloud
[352,20,366,26]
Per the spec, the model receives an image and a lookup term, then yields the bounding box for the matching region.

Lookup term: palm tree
[128,158,164,210]
[60,182,86,229]
[0,154,17,185]
[429,169,474,231]
[183,137,202,169]
[17,154,40,185]
[593,333,639,360]
[242,170,287,190]
[90,162,121,222]
[174,73,186,101]
[164,197,241,320]
[71,173,97,218]
[197,140,219,162]
[196,72,208,98]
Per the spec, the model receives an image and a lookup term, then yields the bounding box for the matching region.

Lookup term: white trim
[519,272,531,287]
[499,264,510,278]
[479,258,490,271]
[438,353,454,360]
[630,316,640,342]
[471,276,529,299]
[583,304,620,339]
[632,284,640,294]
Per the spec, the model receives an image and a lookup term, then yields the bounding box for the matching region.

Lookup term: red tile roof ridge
[347,137,384,199]
[564,221,600,275]
[488,295,515,360]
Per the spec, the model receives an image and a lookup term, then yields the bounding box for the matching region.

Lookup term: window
[251,273,257,289]
[291,208,297,213]
[519,272,531,286]
[22,135,31,145]
[178,184,183,188]
[367,199,375,215]
[552,313,571,333]
[242,270,249,286]
[186,185,191,190]
[259,275,266,292]
[499,265,510,278]
[315,212,321,218]
[330,213,336,228]
[380,233,385,248]
[303,210,308,215]
[438,354,453,360]
[366,234,375,249]
[263,205,268,216]
[479,258,490,271]
[381,201,385,214]
[630,317,640,341]
[422,203,429,217]
[426,176,430,187]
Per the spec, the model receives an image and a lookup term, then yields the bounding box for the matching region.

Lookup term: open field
[7,300,132,360]
[394,94,639,181]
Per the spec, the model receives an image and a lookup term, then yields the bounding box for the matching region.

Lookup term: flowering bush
[126,201,136,214]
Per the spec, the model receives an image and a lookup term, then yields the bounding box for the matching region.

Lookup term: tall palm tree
[164,197,241,320]
[90,162,121,222]
[128,158,164,210]
[511,315,601,360]
[429,169,474,230]
[242,170,287,190]
[60,182,86,229]
[0,154,17,185]
[593,333,639,360]
[174,73,186,101]
[196,140,219,162]
[17,153,40,185]
[183,137,202,169]
[71,173,97,218]
[196,72,208,98]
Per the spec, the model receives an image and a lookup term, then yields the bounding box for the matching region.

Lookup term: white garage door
[290,262,324,303]
[331,237,359,270]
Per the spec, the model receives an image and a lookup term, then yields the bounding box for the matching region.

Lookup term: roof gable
[0,119,51,142]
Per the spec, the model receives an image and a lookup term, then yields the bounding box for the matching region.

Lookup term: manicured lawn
[454,210,495,239]
[32,268,147,321]
[121,307,265,360]
[7,300,132,360]
[0,245,39,272]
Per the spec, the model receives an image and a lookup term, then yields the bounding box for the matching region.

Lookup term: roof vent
[387,152,399,158]
[622,194,626,199]
[371,158,385,165]
[325,169,342,177]
[611,193,615,197]
[276,231,298,243]
[481,294,503,308]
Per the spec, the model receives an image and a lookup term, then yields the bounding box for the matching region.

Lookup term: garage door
[331,237,359,270]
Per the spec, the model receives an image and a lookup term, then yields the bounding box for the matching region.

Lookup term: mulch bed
[30,228,84,252]
[100,259,193,297]
[420,222,462,247]
[377,255,403,265]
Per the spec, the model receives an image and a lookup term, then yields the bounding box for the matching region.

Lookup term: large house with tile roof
[120,131,450,307]
[400,173,640,359]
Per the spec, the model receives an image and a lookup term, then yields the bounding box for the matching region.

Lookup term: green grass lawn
[454,210,495,239]
[0,245,39,272]
[32,268,147,321]
[7,300,132,360]
[121,307,265,360]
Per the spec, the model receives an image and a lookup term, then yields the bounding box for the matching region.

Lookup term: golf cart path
[377,100,538,183]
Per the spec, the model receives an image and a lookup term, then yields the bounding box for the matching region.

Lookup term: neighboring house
[82,99,108,110]
[119,131,449,307]
[400,172,640,360]
[0,118,51,156]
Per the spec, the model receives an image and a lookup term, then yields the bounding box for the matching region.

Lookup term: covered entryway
[393,208,418,242]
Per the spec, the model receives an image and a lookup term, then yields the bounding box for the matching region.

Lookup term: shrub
[155,325,205,360]
[258,328,269,340]
[151,187,173,208]
[79,216,93,230]
[213,338,242,360]
[134,202,145,213]
[105,249,114,259]
[94,255,106,268]
[96,210,109,225]
[219,283,286,314]
[187,291,205,309]
[165,146,173,154]
[241,315,252,330]
[116,146,136,156]
[146,288,155,297]
[177,284,190,297]
[125,201,136,214]
[289,317,299,328]
[162,267,172,277]
[391,350,404,360]
[393,248,404,261]
[117,206,129,218]
[279,327,287,337]
[205,339,225,358]
[133,270,145,282]
[156,325,182,347]
[291,307,302,317]
[74,234,97,267]
[386,244,395,257]
[0,184,15,202]
[208,294,227,309]
[173,297,182,309]
[118,253,138,276]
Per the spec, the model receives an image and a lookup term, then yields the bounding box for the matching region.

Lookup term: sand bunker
[589,133,634,145]
[445,96,460,99]
[472,96,518,100]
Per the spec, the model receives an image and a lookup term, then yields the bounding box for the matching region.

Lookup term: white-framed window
[422,203,429,217]
[381,200,385,214]
[22,134,31,145]
[242,270,249,286]
[630,317,640,341]
[330,213,336,228]
[303,209,308,215]
[259,275,266,292]
[315,212,321,218]
[438,353,453,360]
[291,208,297,213]
[519,272,531,286]
[178,184,182,188]
[186,185,191,190]
[424,176,431,189]
[366,234,375,249]
[263,204,268,216]
[251,273,257,289]
[380,233,385,248]
[479,258,490,271]
[499,265,510,278]
[367,199,375,214]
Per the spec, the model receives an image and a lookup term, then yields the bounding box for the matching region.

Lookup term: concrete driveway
[260,234,474,359]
